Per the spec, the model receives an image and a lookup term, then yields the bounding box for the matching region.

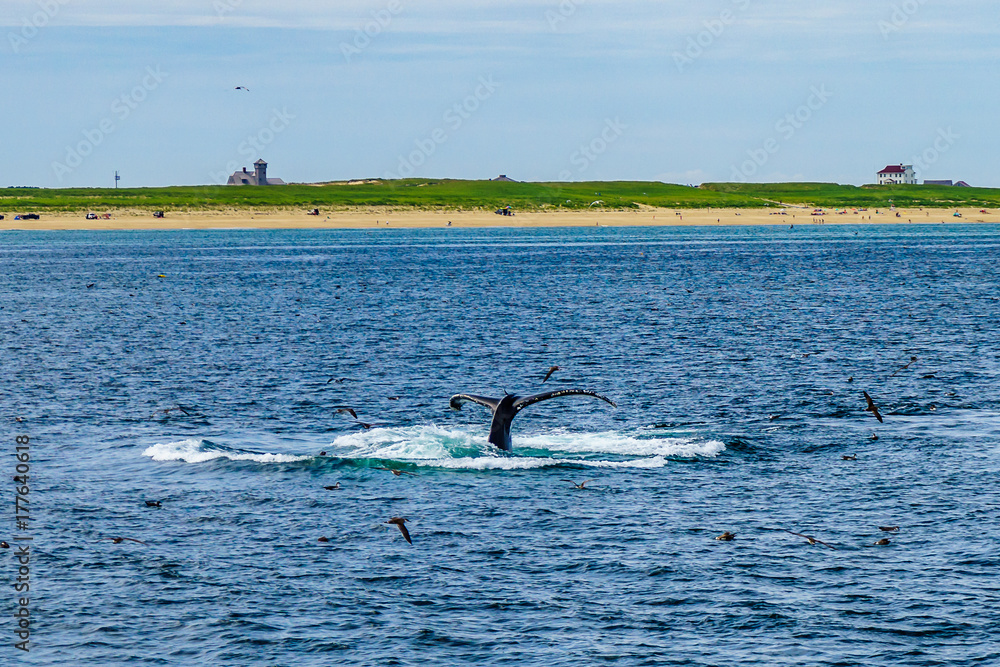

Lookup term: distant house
[491,174,518,182]
[877,164,916,185]
[227,159,286,186]
[923,179,972,187]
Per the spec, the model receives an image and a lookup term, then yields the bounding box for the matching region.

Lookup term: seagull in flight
[561,479,595,490]
[888,355,918,378]
[101,537,147,545]
[785,530,836,550]
[543,366,560,382]
[372,466,417,477]
[863,391,884,423]
[386,517,412,544]
[235,86,250,92]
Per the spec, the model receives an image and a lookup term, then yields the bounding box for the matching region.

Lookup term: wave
[142,426,726,471]
[143,438,311,464]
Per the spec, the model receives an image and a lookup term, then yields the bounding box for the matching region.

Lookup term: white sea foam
[142,427,725,470]
[143,438,310,464]
[328,425,725,470]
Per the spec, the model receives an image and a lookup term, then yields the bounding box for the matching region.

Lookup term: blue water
[3,224,1000,665]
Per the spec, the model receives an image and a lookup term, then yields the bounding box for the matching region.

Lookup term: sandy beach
[1,207,997,231]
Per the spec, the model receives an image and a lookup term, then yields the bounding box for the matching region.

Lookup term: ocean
[3,223,999,665]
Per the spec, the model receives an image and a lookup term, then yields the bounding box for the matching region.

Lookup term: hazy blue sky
[3,0,998,188]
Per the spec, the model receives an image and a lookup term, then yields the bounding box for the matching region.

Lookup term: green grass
[700,182,1000,209]
[2,179,999,213]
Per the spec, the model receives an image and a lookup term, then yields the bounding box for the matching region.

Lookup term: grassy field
[2,179,999,213]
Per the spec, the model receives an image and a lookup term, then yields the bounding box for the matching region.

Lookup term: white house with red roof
[877,164,916,185]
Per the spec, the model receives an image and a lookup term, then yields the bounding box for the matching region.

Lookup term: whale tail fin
[449,394,502,413]
[451,389,616,452]
[512,389,617,414]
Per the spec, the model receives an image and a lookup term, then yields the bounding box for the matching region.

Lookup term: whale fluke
[450,389,616,451]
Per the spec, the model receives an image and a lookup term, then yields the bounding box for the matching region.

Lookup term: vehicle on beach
[153,211,165,218]
[15,213,40,220]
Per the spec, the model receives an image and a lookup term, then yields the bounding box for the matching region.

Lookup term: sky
[2,0,998,188]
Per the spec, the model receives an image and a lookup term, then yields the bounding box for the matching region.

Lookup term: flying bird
[863,391,883,423]
[386,517,412,544]
[543,366,560,382]
[372,466,417,477]
[889,355,918,378]
[785,530,836,550]
[235,86,250,91]
[561,479,595,490]
[334,407,358,419]
[101,537,147,545]
[151,405,190,419]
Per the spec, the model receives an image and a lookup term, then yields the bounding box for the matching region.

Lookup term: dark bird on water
[386,517,412,544]
[323,483,341,490]
[842,454,857,461]
[319,451,327,456]
[561,479,595,490]
[879,526,900,532]
[716,532,736,541]
[785,530,837,550]
[102,537,147,545]
[144,500,161,507]
[874,538,892,546]
[318,536,330,543]
[327,377,347,384]
[543,366,561,382]
[450,389,617,451]
[0,541,9,549]
[863,391,884,423]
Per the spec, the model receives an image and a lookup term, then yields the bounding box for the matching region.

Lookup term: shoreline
[1,207,996,231]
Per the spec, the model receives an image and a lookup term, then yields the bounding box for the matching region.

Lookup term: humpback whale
[449,389,616,451]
